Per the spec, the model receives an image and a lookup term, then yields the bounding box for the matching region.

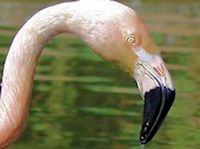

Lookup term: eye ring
[126,34,136,43]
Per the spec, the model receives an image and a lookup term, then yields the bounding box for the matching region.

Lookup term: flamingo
[0,0,175,148]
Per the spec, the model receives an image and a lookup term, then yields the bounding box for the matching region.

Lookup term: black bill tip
[140,87,175,144]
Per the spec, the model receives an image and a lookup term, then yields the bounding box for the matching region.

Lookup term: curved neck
[0,2,94,148]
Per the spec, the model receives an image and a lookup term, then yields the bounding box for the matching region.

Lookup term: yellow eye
[126,34,136,43]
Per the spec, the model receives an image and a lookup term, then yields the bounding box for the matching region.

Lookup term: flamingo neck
[0,2,95,148]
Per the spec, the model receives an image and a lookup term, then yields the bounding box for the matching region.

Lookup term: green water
[0,0,199,149]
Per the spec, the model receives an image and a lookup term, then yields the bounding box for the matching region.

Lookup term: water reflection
[0,0,199,149]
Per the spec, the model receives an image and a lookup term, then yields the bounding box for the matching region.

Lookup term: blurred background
[0,0,200,148]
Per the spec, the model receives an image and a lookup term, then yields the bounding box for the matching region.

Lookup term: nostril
[153,65,165,76]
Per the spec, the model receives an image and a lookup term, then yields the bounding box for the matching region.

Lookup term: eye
[126,34,136,43]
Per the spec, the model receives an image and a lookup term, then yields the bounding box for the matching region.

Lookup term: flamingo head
[75,0,176,144]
